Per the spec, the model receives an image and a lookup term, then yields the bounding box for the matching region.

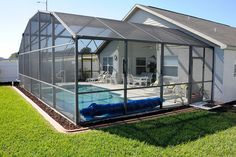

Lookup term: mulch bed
[17,86,80,130]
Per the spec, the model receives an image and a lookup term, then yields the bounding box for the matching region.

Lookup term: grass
[0,86,236,157]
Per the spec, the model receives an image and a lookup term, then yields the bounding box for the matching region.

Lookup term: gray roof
[142,5,236,47]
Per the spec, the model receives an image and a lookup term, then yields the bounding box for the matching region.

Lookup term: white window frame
[136,57,146,75]
[102,56,113,74]
[163,55,179,77]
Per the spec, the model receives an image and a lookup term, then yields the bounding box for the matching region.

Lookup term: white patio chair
[142,72,153,85]
[122,74,135,86]
[150,79,160,86]
[172,84,188,104]
[132,75,149,86]
[86,71,108,83]
[106,71,118,84]
[122,74,149,86]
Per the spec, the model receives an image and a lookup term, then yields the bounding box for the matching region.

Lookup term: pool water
[79,85,108,93]
[56,84,124,108]
[40,84,161,122]
[78,85,124,108]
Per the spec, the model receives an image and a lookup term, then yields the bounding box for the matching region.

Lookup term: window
[234,64,236,77]
[136,57,146,75]
[163,56,178,77]
[102,57,113,74]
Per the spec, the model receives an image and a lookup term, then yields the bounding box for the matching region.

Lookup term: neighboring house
[100,4,236,103]
[0,59,18,83]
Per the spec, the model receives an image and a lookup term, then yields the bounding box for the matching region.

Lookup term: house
[0,59,18,83]
[17,5,235,124]
[119,4,236,103]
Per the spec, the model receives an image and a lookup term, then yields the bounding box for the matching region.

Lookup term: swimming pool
[78,85,124,108]
[42,84,161,122]
[52,85,123,112]
[50,84,124,120]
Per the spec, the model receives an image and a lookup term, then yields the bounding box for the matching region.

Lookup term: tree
[80,47,92,53]
[9,52,18,59]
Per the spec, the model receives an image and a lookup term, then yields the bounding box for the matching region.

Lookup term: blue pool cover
[80,97,162,120]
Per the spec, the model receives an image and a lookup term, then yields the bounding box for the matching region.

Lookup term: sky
[0,0,236,58]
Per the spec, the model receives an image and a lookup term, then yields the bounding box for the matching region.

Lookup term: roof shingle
[144,5,236,47]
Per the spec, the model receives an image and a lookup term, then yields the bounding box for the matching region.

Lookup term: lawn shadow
[99,110,236,147]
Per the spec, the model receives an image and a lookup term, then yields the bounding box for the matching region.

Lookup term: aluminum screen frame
[54,12,208,46]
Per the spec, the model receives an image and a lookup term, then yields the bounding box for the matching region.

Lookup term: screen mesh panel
[54,12,207,46]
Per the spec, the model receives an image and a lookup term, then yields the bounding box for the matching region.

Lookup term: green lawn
[0,86,236,157]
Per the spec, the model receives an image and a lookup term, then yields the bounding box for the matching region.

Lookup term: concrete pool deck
[56,82,188,107]
[78,82,188,107]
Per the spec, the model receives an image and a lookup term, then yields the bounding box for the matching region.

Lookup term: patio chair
[122,74,148,86]
[140,72,154,84]
[151,76,175,92]
[106,71,118,84]
[132,75,149,86]
[150,79,160,86]
[86,71,108,83]
[150,75,161,86]
[151,76,176,87]
[172,84,188,104]
[147,73,154,83]
[122,74,135,85]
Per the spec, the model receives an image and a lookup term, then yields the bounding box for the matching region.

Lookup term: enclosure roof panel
[53,12,208,46]
[17,11,208,47]
[132,23,208,46]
